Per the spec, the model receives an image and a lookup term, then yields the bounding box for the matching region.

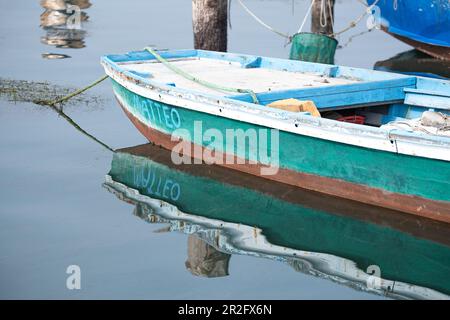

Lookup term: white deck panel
[121,58,359,96]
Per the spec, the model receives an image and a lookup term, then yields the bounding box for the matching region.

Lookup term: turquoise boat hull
[111,80,450,221]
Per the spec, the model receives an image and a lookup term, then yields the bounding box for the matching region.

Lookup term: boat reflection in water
[375,50,450,80]
[103,143,450,299]
[40,0,92,55]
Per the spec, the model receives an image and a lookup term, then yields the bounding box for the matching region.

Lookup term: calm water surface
[0,0,449,299]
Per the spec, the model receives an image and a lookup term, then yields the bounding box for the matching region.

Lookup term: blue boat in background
[368,0,450,60]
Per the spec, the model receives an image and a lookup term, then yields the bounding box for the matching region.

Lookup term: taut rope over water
[29,75,114,151]
[236,0,291,40]
[49,104,115,152]
[35,75,109,107]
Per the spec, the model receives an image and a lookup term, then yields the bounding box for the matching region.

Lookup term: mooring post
[192,0,228,51]
[311,0,335,36]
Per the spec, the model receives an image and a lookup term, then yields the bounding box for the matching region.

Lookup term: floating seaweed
[0,77,114,151]
[0,77,104,108]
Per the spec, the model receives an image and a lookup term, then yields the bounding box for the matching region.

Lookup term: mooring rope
[144,47,260,104]
[320,0,329,28]
[237,0,381,40]
[49,104,115,152]
[26,75,114,151]
[297,0,316,34]
[236,0,291,40]
[338,28,373,49]
[332,0,381,37]
[35,75,109,107]
[327,0,335,31]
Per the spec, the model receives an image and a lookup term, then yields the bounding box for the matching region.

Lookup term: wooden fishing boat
[367,0,450,61]
[101,49,450,222]
[103,143,450,299]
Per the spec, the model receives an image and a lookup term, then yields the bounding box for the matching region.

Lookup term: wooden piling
[311,0,335,36]
[192,0,228,51]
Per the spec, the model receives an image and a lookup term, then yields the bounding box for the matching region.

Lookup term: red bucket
[337,115,365,125]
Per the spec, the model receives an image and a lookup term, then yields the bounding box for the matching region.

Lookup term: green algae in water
[0,77,114,151]
[0,78,104,107]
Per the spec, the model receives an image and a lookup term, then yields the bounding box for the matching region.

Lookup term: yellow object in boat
[267,98,321,117]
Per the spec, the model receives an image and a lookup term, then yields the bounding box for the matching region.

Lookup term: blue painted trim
[416,77,450,93]
[386,104,428,121]
[243,57,262,69]
[195,49,409,81]
[404,88,450,98]
[229,77,417,108]
[106,49,198,63]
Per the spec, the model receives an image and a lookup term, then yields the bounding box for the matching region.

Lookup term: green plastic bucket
[289,32,338,65]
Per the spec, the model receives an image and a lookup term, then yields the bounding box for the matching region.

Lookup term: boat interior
[105,49,450,132]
